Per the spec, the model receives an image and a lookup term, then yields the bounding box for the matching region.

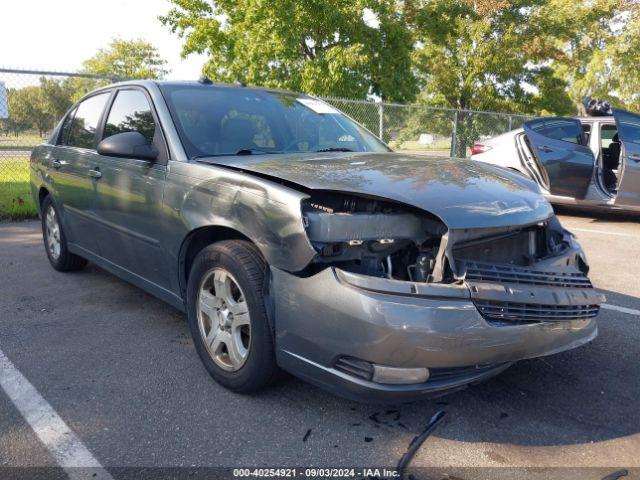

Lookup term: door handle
[51,159,62,169]
[539,145,553,153]
[628,154,640,162]
[88,168,102,179]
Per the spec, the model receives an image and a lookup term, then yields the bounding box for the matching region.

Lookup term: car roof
[88,79,308,99]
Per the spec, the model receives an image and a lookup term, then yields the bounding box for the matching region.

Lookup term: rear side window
[527,118,583,144]
[103,90,156,143]
[66,93,110,149]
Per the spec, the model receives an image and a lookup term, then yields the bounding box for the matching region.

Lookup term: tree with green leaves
[583,1,640,112]
[408,0,604,155]
[3,88,34,136]
[81,38,169,80]
[3,77,82,137]
[5,85,54,137]
[162,1,624,155]
[543,0,622,114]
[160,0,417,101]
[2,40,168,138]
[39,77,75,122]
[607,10,640,110]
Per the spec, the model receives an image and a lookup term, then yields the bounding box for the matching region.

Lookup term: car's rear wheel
[41,196,87,272]
[186,240,279,392]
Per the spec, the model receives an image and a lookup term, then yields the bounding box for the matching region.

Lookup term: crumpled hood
[199,152,553,229]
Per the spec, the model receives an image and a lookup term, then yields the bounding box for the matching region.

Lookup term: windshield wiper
[235,148,283,155]
[191,149,282,160]
[315,147,354,152]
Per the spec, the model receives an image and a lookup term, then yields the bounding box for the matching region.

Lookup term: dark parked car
[31,80,604,402]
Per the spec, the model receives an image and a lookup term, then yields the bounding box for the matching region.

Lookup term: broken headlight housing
[301,192,447,282]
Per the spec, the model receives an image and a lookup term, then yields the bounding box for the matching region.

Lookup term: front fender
[165,162,316,274]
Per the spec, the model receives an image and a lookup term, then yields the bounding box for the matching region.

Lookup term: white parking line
[0,348,113,480]
[570,227,635,238]
[602,303,640,316]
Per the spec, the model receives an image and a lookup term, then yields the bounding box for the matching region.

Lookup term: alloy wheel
[45,205,61,260]
[197,268,251,371]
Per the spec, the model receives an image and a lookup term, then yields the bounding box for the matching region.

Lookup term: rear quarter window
[57,107,77,145]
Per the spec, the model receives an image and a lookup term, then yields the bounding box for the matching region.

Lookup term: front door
[523,117,594,198]
[613,109,640,207]
[51,91,111,254]
[91,88,171,289]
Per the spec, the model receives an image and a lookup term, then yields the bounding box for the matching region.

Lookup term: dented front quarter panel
[162,161,316,293]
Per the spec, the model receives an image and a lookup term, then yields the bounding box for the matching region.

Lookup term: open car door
[613,109,640,207]
[523,117,594,198]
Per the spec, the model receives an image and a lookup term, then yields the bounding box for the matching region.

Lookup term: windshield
[159,84,390,158]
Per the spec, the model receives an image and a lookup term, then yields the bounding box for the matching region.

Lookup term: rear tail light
[471,143,492,155]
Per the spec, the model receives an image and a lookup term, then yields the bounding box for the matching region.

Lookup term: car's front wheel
[186,240,280,392]
[41,195,87,272]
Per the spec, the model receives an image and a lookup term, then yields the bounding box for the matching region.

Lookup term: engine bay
[301,192,584,284]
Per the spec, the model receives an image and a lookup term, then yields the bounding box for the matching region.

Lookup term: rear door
[523,118,594,198]
[51,91,111,253]
[613,109,640,207]
[91,87,171,288]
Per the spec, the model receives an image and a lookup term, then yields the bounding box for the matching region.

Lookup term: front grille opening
[428,363,507,381]
[476,300,600,324]
[453,226,548,267]
[463,261,593,288]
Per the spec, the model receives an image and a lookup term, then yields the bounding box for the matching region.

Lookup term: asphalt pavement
[0,211,639,480]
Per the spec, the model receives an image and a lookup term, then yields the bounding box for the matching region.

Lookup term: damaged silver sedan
[30,80,604,402]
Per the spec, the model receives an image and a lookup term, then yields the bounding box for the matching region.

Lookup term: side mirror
[97,131,158,161]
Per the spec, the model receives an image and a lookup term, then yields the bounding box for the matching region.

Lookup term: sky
[1,0,208,79]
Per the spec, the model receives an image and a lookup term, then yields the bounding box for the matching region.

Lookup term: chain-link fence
[322,97,536,157]
[0,67,535,219]
[0,68,118,219]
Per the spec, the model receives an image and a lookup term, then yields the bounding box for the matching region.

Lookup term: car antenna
[198,76,213,85]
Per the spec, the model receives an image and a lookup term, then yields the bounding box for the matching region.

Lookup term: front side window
[66,93,110,149]
[103,90,156,143]
[159,85,389,159]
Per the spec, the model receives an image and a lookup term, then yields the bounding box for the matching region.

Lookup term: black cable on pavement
[397,410,446,480]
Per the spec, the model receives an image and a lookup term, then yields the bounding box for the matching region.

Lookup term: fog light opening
[372,365,430,385]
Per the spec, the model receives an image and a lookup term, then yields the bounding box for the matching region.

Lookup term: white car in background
[471,110,640,212]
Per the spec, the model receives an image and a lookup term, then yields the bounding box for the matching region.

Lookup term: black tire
[41,195,87,272]
[186,240,280,393]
